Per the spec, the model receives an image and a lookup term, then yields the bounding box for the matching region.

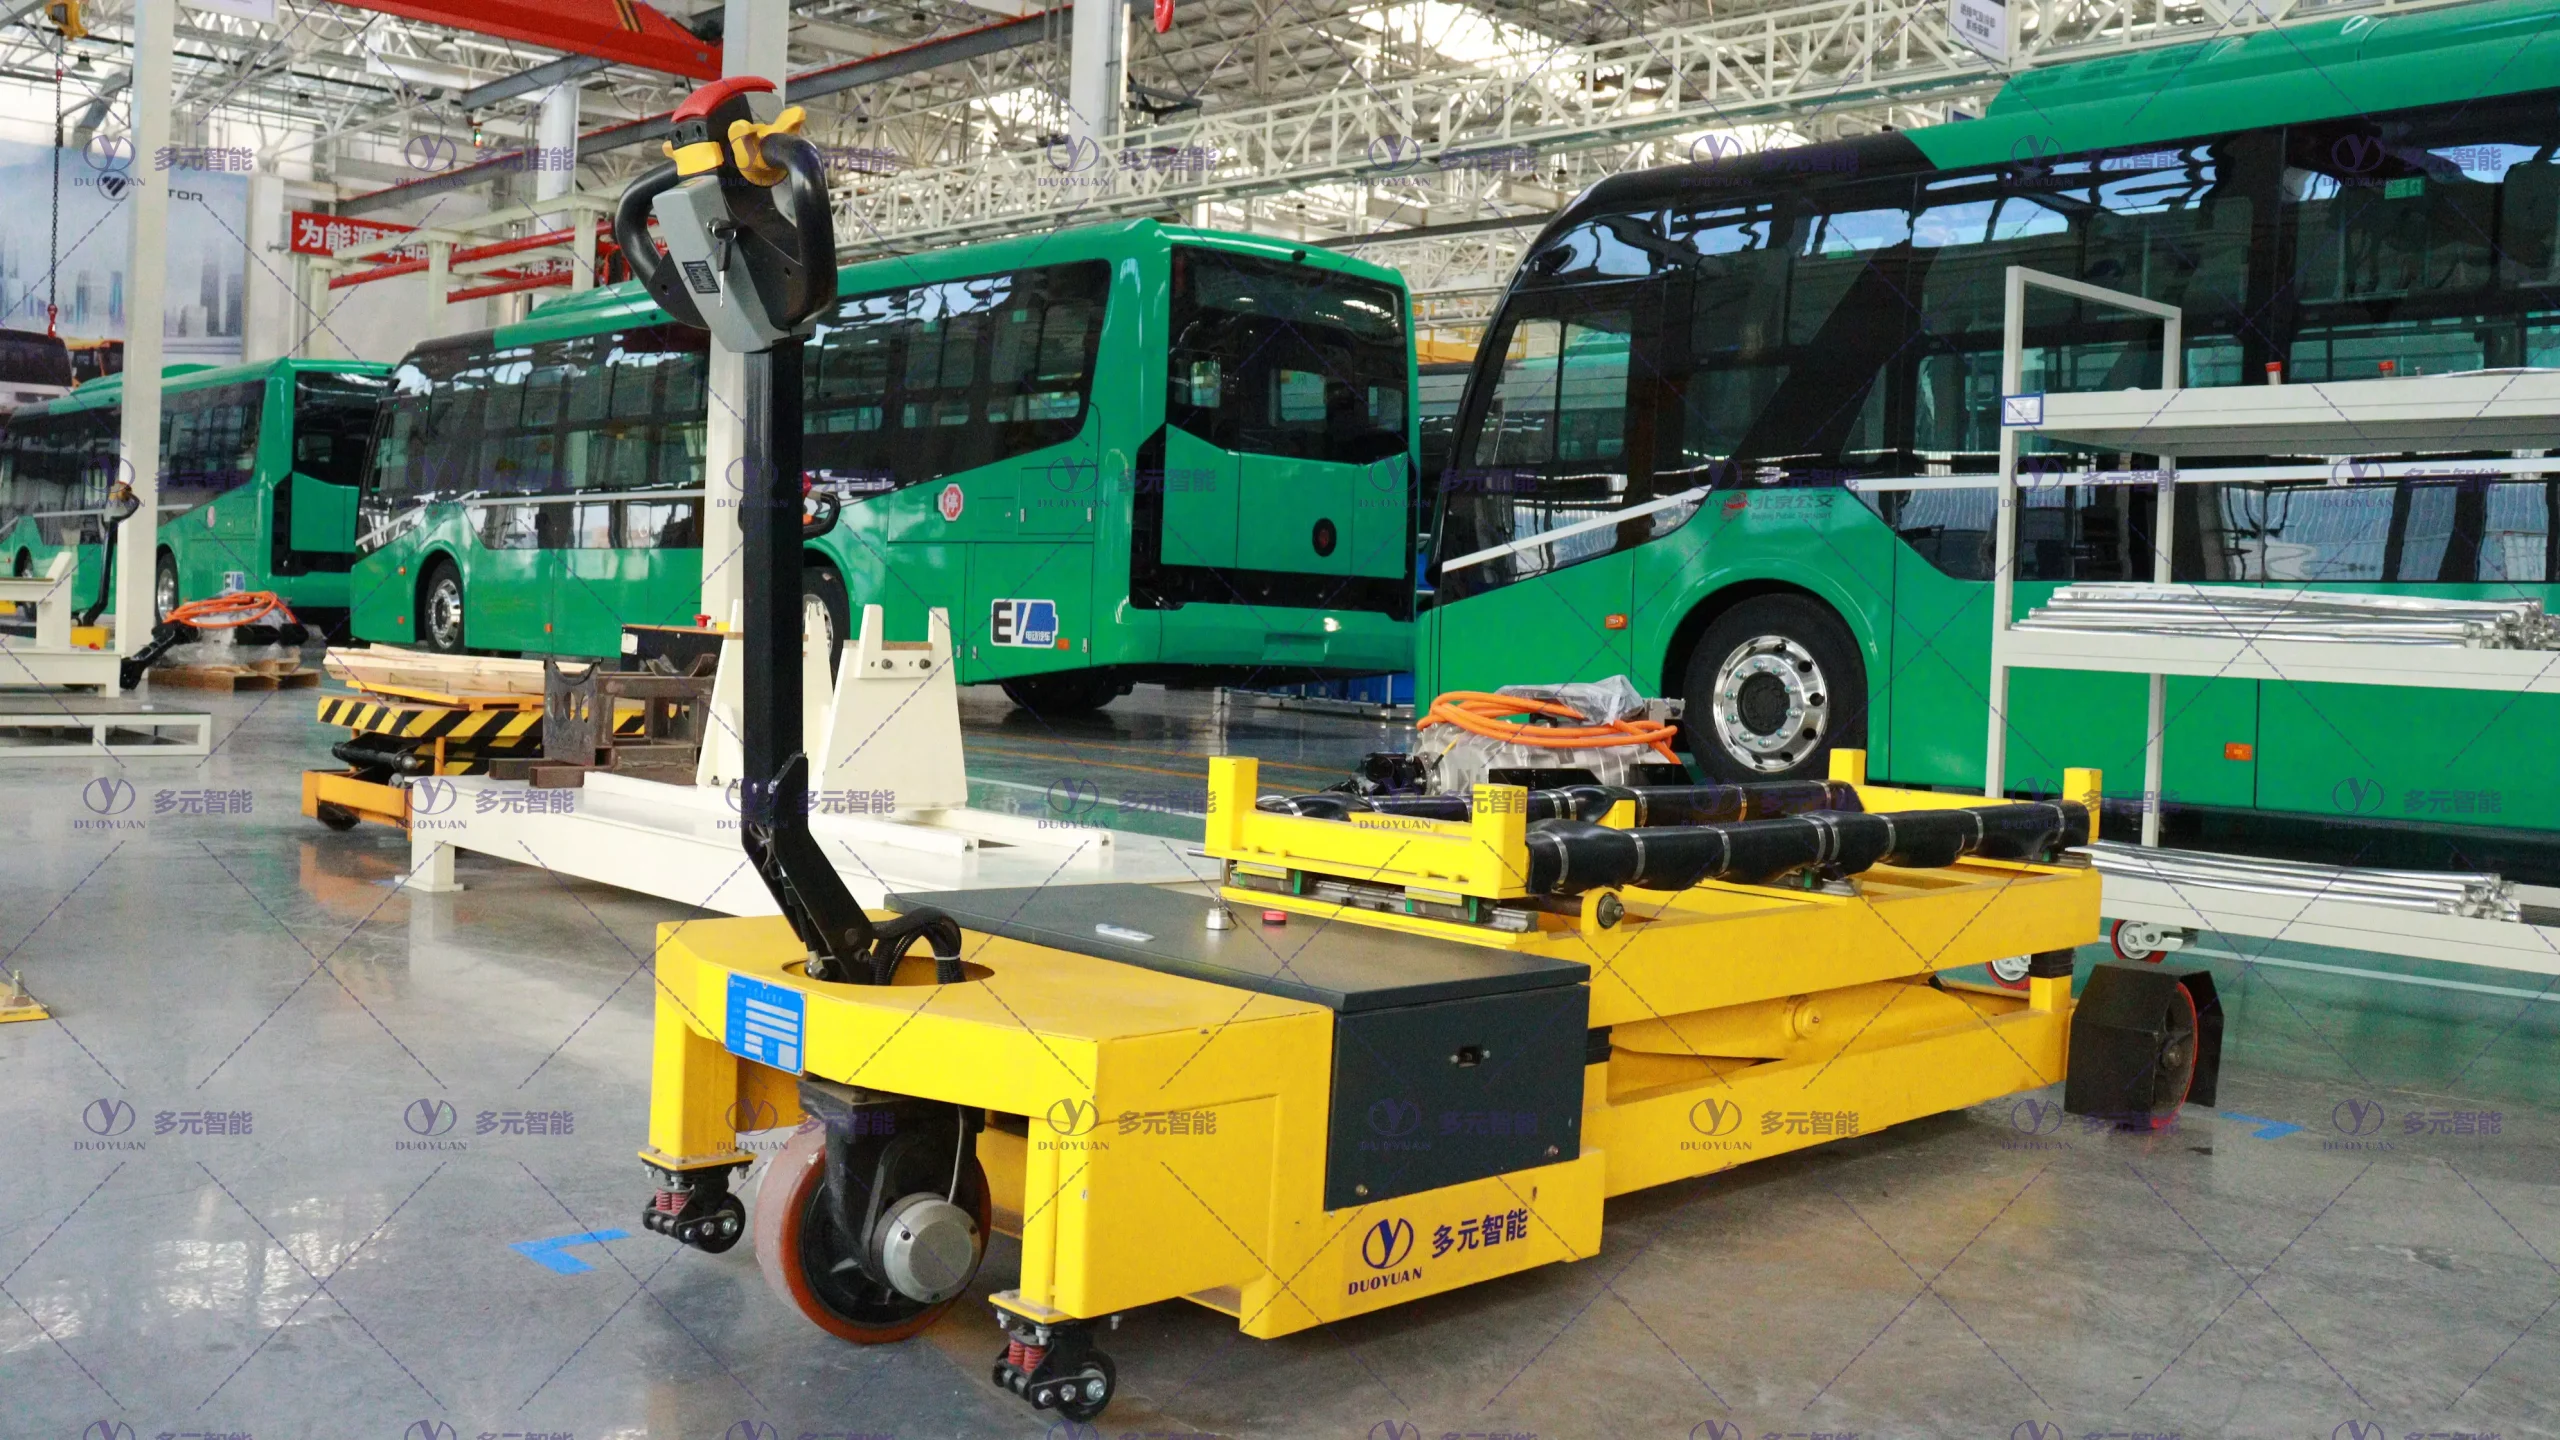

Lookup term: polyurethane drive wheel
[314,801,362,832]
[1681,593,1867,783]
[2138,981,2202,1131]
[754,1123,992,1344]
[1989,955,2034,991]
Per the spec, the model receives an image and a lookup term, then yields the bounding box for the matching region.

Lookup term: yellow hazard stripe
[321,696,652,739]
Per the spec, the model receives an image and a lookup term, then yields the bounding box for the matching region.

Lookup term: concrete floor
[4,679,2557,1440]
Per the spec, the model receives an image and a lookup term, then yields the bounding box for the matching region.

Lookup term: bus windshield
[0,330,73,389]
[1168,248,1407,466]
[294,370,389,487]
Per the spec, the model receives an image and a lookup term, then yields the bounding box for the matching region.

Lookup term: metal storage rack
[1983,266,2560,975]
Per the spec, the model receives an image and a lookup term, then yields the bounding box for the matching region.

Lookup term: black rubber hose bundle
[1257,780,1861,824]
[1521,801,2089,894]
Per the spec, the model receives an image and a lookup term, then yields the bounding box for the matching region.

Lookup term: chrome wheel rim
[1710,633,1829,774]
[153,564,178,621]
[426,579,464,649]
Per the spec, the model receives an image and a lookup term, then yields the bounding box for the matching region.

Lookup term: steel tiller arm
[618,75,959,985]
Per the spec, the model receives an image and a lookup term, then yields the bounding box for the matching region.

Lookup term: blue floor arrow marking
[2217,1111,2305,1140]
[510,1228,630,1274]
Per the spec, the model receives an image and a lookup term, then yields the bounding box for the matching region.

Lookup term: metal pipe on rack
[2080,841,2519,920]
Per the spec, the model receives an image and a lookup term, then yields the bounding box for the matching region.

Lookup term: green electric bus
[0,358,390,628]
[1420,0,2560,864]
[350,219,1416,712]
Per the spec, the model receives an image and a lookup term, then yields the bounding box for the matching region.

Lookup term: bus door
[1426,283,1662,694]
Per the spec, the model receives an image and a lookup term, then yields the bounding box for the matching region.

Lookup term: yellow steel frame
[644,750,2102,1340]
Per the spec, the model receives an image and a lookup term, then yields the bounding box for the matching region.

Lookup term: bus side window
[807,288,904,492]
[2483,481,2552,582]
[1470,318,1561,468]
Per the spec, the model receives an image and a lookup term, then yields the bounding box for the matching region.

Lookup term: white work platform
[403,772,1205,911]
[2018,367,2560,454]
[2101,870,2560,979]
[1995,624,2560,693]
[0,698,212,756]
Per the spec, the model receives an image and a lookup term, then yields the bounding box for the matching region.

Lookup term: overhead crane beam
[827,0,2488,255]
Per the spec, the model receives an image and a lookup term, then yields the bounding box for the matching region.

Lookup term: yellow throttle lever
[729,106,808,187]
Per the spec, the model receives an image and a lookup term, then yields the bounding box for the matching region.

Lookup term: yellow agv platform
[638,751,2216,1422]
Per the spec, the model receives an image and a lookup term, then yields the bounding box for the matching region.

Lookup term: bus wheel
[1681,594,1866,783]
[154,552,180,624]
[419,561,466,654]
[805,562,850,676]
[1000,670,1121,715]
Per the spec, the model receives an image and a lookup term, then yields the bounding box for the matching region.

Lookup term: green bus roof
[48,355,391,412]
[505,217,1412,348]
[1914,0,2560,171]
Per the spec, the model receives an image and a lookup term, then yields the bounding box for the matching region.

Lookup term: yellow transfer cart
[639,751,2218,1422]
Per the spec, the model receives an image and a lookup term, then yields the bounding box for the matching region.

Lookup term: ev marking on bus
[991,599,1060,648]
[938,483,965,522]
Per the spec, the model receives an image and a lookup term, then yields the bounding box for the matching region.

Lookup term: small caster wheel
[1989,954,2033,991]
[314,801,361,831]
[678,1192,746,1253]
[2109,917,2184,963]
[1053,1352,1116,1422]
